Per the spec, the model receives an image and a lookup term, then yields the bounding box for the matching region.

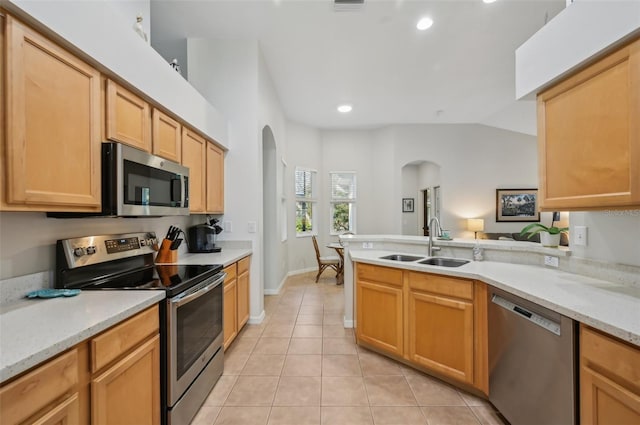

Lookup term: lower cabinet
[580,325,640,424]
[355,262,487,393]
[224,255,252,350]
[0,305,160,425]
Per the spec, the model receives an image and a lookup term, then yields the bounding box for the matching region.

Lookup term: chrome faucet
[428,217,442,256]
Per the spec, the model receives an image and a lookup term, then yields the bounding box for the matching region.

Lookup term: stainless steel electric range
[55,232,225,425]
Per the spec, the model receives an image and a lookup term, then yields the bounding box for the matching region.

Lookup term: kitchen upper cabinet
[407,272,475,385]
[356,263,404,357]
[580,325,640,424]
[181,127,207,213]
[152,108,181,163]
[223,263,238,350]
[2,15,101,212]
[537,37,640,211]
[106,79,152,152]
[206,142,225,214]
[0,349,79,425]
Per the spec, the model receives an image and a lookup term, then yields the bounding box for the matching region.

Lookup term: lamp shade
[468,218,485,233]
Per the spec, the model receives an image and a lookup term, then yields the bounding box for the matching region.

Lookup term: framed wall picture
[496,189,540,222]
[402,198,414,213]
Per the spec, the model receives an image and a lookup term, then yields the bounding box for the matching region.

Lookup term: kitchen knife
[170,238,182,250]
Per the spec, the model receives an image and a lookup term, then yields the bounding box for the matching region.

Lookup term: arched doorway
[262,126,278,293]
[400,161,441,236]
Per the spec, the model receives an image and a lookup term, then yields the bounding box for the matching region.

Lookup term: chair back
[311,235,322,262]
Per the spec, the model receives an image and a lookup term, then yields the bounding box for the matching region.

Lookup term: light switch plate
[362,242,373,249]
[574,226,588,246]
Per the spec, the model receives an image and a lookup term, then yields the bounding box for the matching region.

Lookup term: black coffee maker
[187,216,223,253]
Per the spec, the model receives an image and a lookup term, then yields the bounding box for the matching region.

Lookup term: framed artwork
[496,189,540,222]
[402,198,414,213]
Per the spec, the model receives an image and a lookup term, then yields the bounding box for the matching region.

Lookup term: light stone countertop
[349,249,640,346]
[158,248,253,267]
[0,290,164,383]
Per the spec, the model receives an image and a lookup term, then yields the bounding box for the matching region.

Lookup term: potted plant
[520,223,569,247]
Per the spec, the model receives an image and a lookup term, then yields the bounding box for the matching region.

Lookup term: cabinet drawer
[581,325,640,388]
[407,272,473,300]
[91,305,159,373]
[224,264,237,283]
[356,263,403,287]
[0,349,78,424]
[238,256,251,274]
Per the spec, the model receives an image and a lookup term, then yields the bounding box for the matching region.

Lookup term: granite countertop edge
[349,250,640,347]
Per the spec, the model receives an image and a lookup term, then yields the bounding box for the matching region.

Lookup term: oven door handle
[171,273,225,307]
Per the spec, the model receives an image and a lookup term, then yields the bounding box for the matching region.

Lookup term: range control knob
[86,246,96,255]
[73,247,85,257]
[140,239,147,246]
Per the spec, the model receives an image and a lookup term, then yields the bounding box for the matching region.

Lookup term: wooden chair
[312,235,340,283]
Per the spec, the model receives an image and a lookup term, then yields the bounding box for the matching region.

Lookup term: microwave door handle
[171,273,225,308]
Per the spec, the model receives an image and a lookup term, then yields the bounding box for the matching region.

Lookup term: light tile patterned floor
[191,272,508,425]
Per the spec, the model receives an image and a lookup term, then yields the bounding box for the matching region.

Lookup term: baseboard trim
[343,319,354,328]
[264,275,287,295]
[287,267,316,277]
[248,310,266,325]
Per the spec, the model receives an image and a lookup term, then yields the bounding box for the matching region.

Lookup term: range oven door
[166,272,225,407]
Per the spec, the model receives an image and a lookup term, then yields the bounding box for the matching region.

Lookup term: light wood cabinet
[3,15,101,212]
[206,142,225,213]
[0,349,79,424]
[223,255,252,350]
[407,272,474,385]
[223,263,238,350]
[354,262,488,393]
[580,325,640,424]
[152,108,181,162]
[237,256,251,329]
[182,127,207,213]
[355,263,404,357]
[106,79,152,152]
[537,37,640,210]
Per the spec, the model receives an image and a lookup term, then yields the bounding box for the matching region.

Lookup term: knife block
[155,239,178,263]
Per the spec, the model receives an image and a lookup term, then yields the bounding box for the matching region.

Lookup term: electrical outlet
[224,221,232,233]
[248,221,257,233]
[544,255,559,268]
[574,226,588,246]
[362,242,373,249]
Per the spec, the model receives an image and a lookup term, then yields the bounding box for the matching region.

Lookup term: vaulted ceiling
[150,0,566,135]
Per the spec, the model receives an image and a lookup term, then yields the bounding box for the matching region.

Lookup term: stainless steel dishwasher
[488,287,577,425]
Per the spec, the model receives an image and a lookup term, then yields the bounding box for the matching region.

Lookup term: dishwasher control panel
[491,294,561,336]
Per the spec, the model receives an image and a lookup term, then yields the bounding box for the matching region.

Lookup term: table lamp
[468,218,484,239]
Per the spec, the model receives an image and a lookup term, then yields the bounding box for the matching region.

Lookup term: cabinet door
[182,128,207,213]
[206,142,225,213]
[106,80,151,152]
[237,257,251,329]
[91,335,160,425]
[537,38,640,210]
[152,109,181,162]
[32,394,80,425]
[224,278,238,350]
[581,366,640,424]
[407,290,474,384]
[356,279,403,357]
[4,16,101,211]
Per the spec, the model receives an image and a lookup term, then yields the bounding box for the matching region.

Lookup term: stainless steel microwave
[49,142,189,217]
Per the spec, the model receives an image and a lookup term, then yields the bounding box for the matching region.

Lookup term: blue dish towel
[26,289,81,299]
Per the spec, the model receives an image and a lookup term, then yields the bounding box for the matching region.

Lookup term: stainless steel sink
[418,257,470,267]
[379,254,424,262]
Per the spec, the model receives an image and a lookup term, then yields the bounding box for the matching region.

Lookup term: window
[330,172,356,235]
[295,167,317,236]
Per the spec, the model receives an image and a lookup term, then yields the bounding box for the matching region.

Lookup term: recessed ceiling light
[416,17,433,31]
[337,104,353,113]
[483,0,497,3]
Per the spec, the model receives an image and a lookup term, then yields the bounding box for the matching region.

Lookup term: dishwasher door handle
[491,294,561,336]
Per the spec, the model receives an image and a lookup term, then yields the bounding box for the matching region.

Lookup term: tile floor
[191,272,508,425]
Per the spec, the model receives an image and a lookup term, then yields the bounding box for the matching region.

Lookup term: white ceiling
[150,0,565,134]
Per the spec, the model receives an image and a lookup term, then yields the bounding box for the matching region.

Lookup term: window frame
[295,167,318,237]
[329,171,357,236]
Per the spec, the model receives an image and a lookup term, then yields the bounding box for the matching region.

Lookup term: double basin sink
[379,254,469,268]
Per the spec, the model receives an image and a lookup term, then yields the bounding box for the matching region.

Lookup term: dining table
[326,242,344,285]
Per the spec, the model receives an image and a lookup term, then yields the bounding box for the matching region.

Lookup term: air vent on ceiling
[334,0,364,12]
